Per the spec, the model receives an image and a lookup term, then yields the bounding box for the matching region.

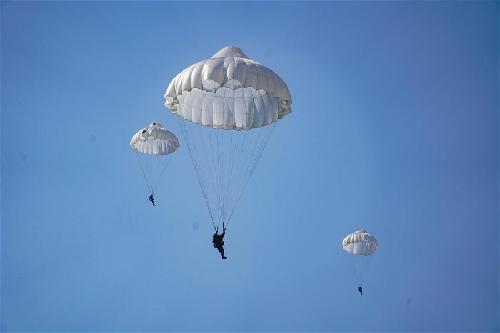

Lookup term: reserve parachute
[130,122,179,200]
[164,46,291,231]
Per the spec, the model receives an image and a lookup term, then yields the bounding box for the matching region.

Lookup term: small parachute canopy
[342,229,378,256]
[130,122,179,155]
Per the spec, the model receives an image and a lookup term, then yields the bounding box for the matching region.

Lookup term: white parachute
[164,46,291,231]
[165,46,291,130]
[342,229,378,256]
[130,122,179,196]
[343,229,377,292]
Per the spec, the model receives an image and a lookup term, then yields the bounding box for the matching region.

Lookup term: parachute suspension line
[190,121,216,220]
[178,112,275,232]
[135,151,153,195]
[225,130,237,226]
[211,128,225,228]
[150,156,172,194]
[225,127,241,227]
[361,254,373,287]
[225,123,276,229]
[220,129,227,226]
[351,254,371,288]
[248,123,275,179]
[224,128,251,228]
[220,126,247,229]
[189,120,217,230]
[219,130,226,226]
[353,257,362,287]
[215,129,223,226]
[223,128,239,227]
[207,126,225,230]
[201,123,220,230]
[203,125,230,230]
[178,119,217,231]
[192,121,218,231]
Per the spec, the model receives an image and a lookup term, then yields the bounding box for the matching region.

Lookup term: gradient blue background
[1,1,499,332]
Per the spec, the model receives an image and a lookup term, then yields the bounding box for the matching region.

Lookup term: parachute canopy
[130,122,179,155]
[342,229,378,256]
[164,46,291,130]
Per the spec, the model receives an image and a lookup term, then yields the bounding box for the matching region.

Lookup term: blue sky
[1,1,498,332]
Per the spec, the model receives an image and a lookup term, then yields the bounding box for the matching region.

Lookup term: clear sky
[1,1,498,332]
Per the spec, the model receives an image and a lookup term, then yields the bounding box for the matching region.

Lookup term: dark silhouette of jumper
[212,227,227,259]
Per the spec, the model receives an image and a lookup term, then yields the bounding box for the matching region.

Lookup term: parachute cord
[226,123,276,229]
[224,122,252,228]
[215,129,223,226]
[224,130,236,226]
[177,113,275,232]
[195,124,218,231]
[223,128,245,230]
[151,156,172,194]
[222,128,236,227]
[220,128,226,227]
[196,120,219,231]
[204,124,219,231]
[135,152,153,195]
[178,119,217,231]
[357,258,363,287]
[182,119,217,231]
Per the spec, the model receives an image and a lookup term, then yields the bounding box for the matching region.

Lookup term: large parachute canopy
[130,122,179,196]
[164,46,291,231]
[164,45,291,130]
[342,229,378,256]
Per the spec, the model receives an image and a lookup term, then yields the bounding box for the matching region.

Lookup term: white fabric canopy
[164,46,291,130]
[342,230,378,256]
[130,122,179,155]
